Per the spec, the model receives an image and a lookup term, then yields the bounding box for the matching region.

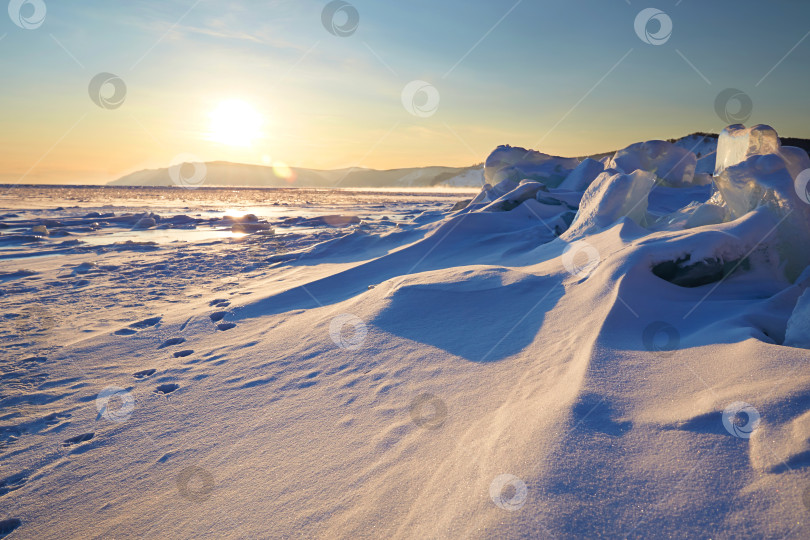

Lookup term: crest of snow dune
[484,145,580,188]
[608,140,697,187]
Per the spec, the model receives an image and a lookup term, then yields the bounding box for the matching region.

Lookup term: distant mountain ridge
[109,161,485,188]
[109,133,810,188]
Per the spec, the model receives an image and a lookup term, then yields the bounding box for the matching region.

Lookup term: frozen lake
[0,185,477,256]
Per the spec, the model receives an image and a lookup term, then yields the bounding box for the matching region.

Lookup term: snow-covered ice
[712,125,810,279]
[786,288,810,348]
[608,139,697,187]
[1,127,809,539]
[485,145,580,187]
[566,169,656,235]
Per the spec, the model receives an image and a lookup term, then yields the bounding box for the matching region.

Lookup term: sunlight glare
[272,161,296,183]
[208,99,263,147]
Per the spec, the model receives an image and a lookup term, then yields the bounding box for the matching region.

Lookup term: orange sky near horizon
[2,1,809,185]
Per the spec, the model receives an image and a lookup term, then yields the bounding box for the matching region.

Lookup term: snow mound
[558,158,605,192]
[484,145,580,188]
[608,140,697,187]
[674,133,718,174]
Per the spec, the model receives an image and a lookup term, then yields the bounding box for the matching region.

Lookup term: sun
[208,99,263,147]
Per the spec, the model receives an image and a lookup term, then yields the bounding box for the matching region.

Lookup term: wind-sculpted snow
[2,129,810,539]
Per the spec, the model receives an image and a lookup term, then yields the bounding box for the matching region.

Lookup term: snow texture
[1,126,810,539]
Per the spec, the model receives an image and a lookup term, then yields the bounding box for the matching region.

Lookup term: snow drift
[2,126,810,539]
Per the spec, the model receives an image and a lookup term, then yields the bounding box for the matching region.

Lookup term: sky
[1,0,809,184]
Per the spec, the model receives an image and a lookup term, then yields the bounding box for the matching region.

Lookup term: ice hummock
[566,170,656,236]
[714,124,810,181]
[484,145,580,188]
[712,125,810,279]
[481,181,548,212]
[559,158,605,192]
[608,140,697,187]
[714,124,781,175]
[467,124,810,283]
[674,133,718,175]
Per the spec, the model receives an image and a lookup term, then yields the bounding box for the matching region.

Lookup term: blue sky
[1,0,809,183]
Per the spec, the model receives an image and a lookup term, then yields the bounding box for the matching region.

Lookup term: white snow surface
[485,145,580,187]
[675,133,719,175]
[1,126,810,539]
[786,288,810,348]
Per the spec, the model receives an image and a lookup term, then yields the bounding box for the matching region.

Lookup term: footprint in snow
[0,518,22,537]
[216,323,236,331]
[209,299,230,307]
[114,316,162,336]
[62,433,94,447]
[0,474,28,497]
[131,317,162,329]
[155,383,179,395]
[20,356,47,364]
[209,311,227,322]
[133,369,157,379]
[173,350,194,358]
[158,337,186,349]
[113,328,137,336]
